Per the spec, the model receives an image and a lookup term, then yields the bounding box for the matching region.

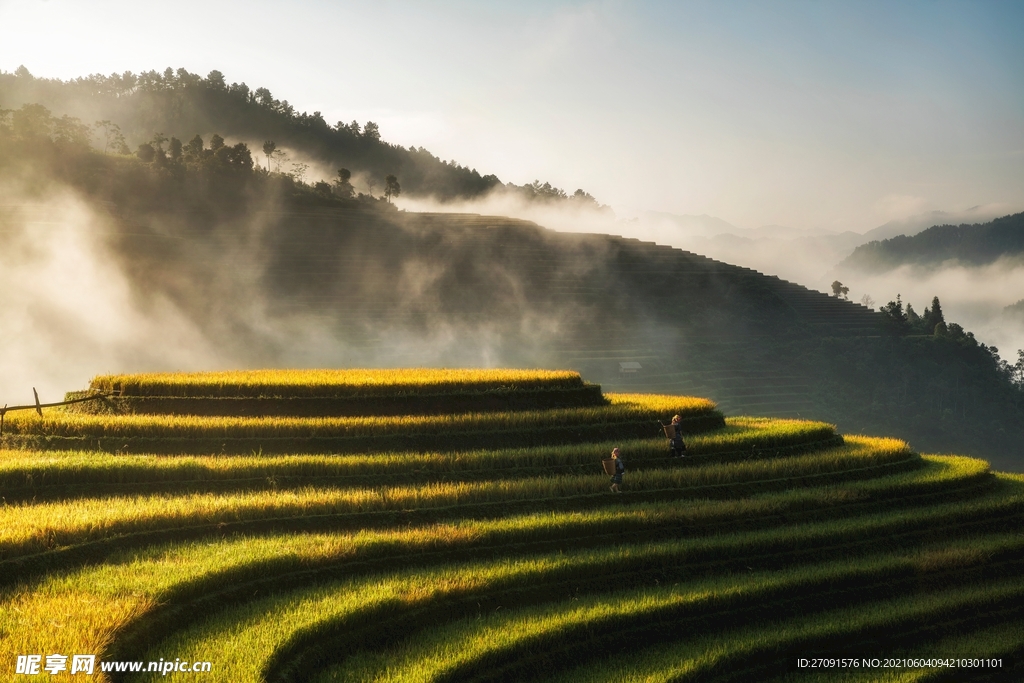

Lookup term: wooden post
[0,390,114,424]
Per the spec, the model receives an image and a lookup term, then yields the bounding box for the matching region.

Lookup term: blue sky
[2,0,1022,231]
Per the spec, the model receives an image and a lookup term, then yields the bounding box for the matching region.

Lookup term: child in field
[609,447,624,493]
[669,414,687,457]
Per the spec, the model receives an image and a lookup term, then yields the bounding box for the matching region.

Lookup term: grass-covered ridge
[0,368,1020,682]
[0,417,837,499]
[0,437,912,561]
[3,393,723,455]
[88,368,589,397]
[5,393,717,439]
[75,369,610,417]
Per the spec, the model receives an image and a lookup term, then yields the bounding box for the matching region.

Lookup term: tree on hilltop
[262,141,276,172]
[831,280,850,299]
[525,180,568,201]
[183,135,204,162]
[12,103,54,139]
[148,133,169,165]
[570,189,601,210]
[923,296,945,334]
[168,137,182,162]
[206,70,226,90]
[384,174,401,203]
[254,88,274,107]
[906,303,921,326]
[290,162,308,183]
[95,120,129,155]
[880,294,909,334]
[333,168,354,198]
[136,142,155,162]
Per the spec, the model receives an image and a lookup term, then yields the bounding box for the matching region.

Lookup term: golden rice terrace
[1,368,1021,681]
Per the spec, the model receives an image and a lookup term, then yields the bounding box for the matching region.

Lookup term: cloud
[873,193,929,223]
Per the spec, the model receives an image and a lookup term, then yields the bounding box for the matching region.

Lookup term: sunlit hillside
[1,369,1021,681]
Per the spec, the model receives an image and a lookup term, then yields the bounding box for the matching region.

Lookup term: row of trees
[880,294,947,335]
[256,140,401,202]
[826,285,1022,390]
[1,101,406,213]
[514,182,611,212]
[2,66,608,208]
[879,293,1024,391]
[133,132,406,204]
[137,132,253,173]
[0,102,92,149]
[308,167,395,203]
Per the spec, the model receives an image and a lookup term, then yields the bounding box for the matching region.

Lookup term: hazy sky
[2,0,1023,231]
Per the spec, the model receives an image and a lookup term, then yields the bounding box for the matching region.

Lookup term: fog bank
[0,184,223,400]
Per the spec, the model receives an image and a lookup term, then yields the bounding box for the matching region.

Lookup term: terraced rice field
[2,369,1020,681]
[74,370,610,418]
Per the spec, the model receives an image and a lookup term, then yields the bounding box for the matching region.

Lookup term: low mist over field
[0,175,630,399]
[0,188,221,400]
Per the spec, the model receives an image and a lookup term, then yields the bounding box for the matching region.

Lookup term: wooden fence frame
[0,388,113,436]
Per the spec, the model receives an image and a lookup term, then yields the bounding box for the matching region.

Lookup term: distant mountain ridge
[838,212,1024,273]
[858,207,1011,243]
[635,208,1020,285]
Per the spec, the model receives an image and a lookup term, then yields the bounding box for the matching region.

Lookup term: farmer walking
[607,447,625,493]
[667,414,687,457]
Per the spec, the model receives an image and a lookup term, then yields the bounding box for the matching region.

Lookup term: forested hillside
[0,65,605,207]
[2,109,1023,470]
[839,212,1024,273]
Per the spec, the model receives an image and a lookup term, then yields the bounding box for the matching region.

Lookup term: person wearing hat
[609,447,625,493]
[669,414,687,458]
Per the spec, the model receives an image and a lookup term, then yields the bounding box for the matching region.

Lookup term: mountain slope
[96,200,1024,471]
[839,212,1024,273]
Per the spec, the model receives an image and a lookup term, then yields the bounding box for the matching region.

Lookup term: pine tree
[924,296,945,334]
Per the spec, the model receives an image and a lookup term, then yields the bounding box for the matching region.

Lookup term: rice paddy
[2,368,1020,682]
[2,393,722,454]
[87,368,589,397]
[72,369,609,417]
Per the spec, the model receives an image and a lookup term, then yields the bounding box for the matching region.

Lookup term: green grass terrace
[0,368,1019,682]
